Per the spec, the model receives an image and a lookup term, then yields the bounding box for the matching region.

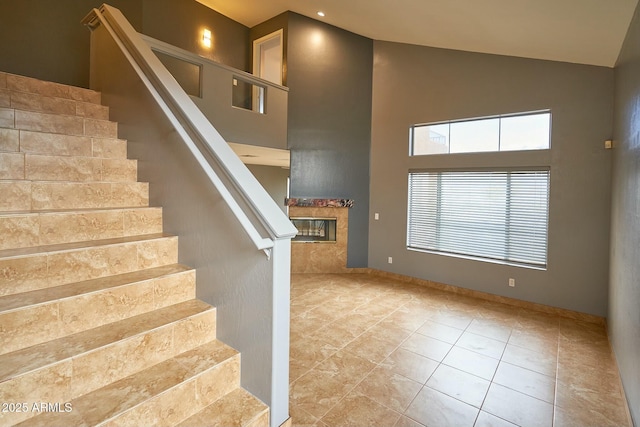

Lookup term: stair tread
[0,232,172,259]
[3,72,102,104]
[0,178,144,184]
[0,206,160,217]
[177,388,269,427]
[15,340,239,427]
[0,299,213,382]
[0,263,192,313]
[0,129,127,159]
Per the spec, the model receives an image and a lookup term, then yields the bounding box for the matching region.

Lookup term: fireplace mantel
[285,198,354,208]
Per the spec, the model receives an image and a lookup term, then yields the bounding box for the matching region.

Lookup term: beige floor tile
[416,319,464,344]
[290,369,352,419]
[493,362,555,403]
[290,335,340,369]
[314,350,376,388]
[555,382,630,426]
[405,386,479,427]
[394,415,425,427]
[466,318,513,342]
[482,383,553,427]
[426,364,490,408]
[321,392,401,427]
[354,365,423,412]
[381,304,431,331]
[442,346,499,380]
[380,347,439,384]
[290,404,320,427]
[508,328,558,354]
[343,335,399,364]
[429,309,474,329]
[400,333,453,362]
[501,343,557,377]
[288,274,630,427]
[474,411,518,427]
[456,331,507,359]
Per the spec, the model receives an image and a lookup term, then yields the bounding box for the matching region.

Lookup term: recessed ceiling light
[317,11,325,17]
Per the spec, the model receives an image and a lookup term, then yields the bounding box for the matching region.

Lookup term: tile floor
[289,274,631,427]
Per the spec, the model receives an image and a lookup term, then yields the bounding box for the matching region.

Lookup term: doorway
[253,29,283,85]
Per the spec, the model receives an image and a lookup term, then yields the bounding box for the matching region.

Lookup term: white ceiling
[228,142,290,168]
[197,0,638,67]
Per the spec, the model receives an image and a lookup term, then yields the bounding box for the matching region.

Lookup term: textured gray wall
[247,164,290,214]
[370,41,614,316]
[0,0,143,87]
[286,12,373,267]
[141,0,250,72]
[0,0,248,87]
[610,1,640,423]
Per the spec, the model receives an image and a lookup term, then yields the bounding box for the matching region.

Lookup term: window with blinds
[407,170,550,268]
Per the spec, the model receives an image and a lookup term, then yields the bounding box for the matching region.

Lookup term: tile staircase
[0,72,269,427]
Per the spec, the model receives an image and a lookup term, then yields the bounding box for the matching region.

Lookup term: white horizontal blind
[407,170,550,267]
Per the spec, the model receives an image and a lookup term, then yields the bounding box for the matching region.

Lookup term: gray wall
[285,12,373,267]
[142,0,250,72]
[610,1,640,423]
[0,0,248,88]
[370,41,614,316]
[0,0,143,87]
[247,164,290,214]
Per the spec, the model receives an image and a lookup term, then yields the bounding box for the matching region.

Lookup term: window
[411,111,551,155]
[407,170,550,268]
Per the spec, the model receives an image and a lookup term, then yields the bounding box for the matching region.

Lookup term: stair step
[1,71,102,104]
[0,207,163,250]
[0,73,269,426]
[0,233,178,298]
[0,107,117,138]
[0,152,137,181]
[0,88,109,120]
[0,264,195,354]
[0,300,219,426]
[10,340,239,427]
[0,129,127,159]
[0,180,148,212]
[178,388,269,427]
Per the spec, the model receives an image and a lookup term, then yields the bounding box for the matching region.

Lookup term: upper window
[411,111,551,156]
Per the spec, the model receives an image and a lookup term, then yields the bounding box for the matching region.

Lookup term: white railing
[143,35,289,152]
[83,5,296,427]
[83,5,297,256]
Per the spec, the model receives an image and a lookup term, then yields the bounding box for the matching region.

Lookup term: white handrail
[83,4,297,255]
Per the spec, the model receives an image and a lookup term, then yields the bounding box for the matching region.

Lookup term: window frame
[410,110,552,156]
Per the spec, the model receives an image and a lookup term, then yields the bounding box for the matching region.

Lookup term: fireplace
[285,198,353,273]
[290,217,337,243]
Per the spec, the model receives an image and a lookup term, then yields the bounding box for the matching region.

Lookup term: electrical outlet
[508,278,515,287]
[388,257,393,264]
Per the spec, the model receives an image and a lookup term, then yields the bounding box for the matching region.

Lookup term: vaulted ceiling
[197,0,638,67]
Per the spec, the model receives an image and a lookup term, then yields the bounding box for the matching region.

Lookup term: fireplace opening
[290,217,337,243]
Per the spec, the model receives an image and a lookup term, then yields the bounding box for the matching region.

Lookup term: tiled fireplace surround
[289,199,353,274]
